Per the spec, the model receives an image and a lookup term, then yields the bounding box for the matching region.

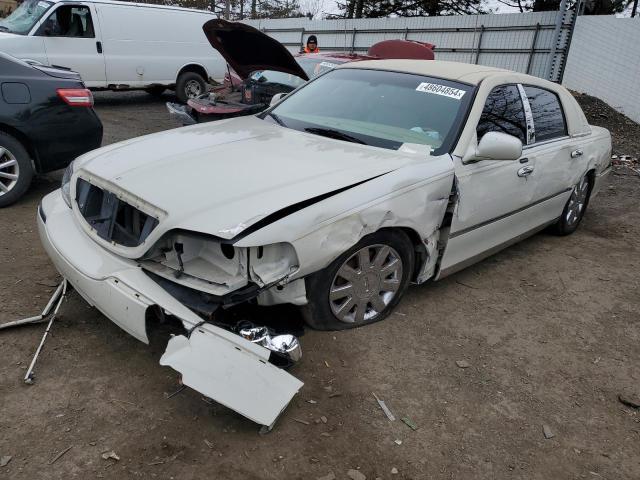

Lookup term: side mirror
[464,131,523,163]
[270,92,287,106]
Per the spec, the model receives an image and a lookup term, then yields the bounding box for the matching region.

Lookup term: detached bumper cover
[37,190,303,427]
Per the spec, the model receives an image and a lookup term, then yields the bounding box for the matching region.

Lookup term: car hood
[75,116,430,247]
[202,19,309,81]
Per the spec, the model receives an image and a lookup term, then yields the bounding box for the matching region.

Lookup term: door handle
[96,41,103,54]
[517,165,534,177]
[571,149,583,158]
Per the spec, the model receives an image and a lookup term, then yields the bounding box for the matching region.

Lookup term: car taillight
[57,88,94,107]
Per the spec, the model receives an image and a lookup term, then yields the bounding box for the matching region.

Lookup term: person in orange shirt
[303,35,319,53]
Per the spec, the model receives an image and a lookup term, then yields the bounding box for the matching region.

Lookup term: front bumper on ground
[37,190,303,427]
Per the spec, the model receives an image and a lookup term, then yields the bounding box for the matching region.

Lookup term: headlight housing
[61,161,75,208]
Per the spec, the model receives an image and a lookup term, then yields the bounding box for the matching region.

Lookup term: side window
[524,86,567,142]
[477,85,527,144]
[36,5,95,38]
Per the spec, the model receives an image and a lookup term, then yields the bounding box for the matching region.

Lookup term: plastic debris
[372,392,395,421]
[542,424,555,439]
[401,416,418,431]
[0,456,12,467]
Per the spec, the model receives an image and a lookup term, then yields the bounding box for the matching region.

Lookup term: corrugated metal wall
[242,11,574,81]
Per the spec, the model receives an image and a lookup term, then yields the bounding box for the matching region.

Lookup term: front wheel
[175,72,206,103]
[551,173,592,235]
[302,230,414,330]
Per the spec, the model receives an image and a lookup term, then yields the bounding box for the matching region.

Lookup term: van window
[36,5,95,38]
[477,85,527,144]
[523,86,567,142]
[0,0,53,35]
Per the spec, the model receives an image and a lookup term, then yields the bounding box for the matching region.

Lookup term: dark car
[0,52,103,207]
[167,20,435,125]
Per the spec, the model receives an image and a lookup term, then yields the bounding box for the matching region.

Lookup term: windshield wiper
[304,127,367,145]
[0,26,10,32]
[265,111,286,127]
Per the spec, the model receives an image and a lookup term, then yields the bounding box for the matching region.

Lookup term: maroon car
[167,20,435,125]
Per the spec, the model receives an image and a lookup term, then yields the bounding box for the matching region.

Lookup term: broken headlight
[61,160,75,208]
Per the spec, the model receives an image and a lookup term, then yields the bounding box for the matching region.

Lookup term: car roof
[337,59,522,85]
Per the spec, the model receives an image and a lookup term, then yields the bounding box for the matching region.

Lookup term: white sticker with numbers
[415,83,466,100]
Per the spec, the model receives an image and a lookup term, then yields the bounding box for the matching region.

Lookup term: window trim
[520,83,568,146]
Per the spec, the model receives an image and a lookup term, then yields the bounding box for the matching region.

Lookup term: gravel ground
[0,91,639,480]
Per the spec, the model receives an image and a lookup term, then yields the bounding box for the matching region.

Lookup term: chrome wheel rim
[0,146,19,198]
[329,244,403,324]
[566,175,589,225]
[185,80,202,98]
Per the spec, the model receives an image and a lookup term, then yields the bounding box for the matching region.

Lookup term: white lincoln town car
[38,58,612,428]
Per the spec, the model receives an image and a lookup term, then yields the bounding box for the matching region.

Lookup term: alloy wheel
[566,175,589,225]
[329,244,403,324]
[0,146,19,198]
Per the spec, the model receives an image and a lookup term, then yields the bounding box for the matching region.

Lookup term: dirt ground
[1,91,639,480]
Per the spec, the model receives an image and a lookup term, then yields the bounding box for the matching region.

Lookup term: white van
[0,0,227,101]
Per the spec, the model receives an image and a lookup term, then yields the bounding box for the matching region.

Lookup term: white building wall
[563,16,640,123]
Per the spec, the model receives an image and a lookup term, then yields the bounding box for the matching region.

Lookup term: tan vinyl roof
[338,59,528,85]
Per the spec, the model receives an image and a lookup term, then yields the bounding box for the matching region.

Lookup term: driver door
[438,84,540,277]
[35,4,106,87]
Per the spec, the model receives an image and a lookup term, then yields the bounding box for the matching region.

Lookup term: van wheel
[176,72,206,103]
[0,131,34,208]
[146,86,166,97]
[302,230,414,330]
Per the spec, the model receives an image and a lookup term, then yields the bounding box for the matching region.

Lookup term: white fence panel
[563,16,640,123]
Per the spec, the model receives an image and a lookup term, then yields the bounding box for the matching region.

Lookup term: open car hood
[203,19,309,81]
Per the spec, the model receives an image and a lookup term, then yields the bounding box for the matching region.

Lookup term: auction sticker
[415,83,466,100]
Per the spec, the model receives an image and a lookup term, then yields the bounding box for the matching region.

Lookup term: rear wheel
[0,131,33,208]
[175,72,206,103]
[302,230,414,330]
[551,173,591,235]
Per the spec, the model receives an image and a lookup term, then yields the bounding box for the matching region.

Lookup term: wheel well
[177,64,208,83]
[379,226,427,281]
[0,123,38,171]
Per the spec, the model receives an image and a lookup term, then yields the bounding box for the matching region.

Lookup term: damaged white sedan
[38,58,611,428]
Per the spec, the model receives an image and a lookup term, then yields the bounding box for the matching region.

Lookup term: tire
[146,85,166,97]
[175,71,206,103]
[0,131,34,208]
[302,230,414,330]
[551,173,592,236]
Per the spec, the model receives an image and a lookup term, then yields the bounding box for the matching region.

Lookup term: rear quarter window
[524,85,567,142]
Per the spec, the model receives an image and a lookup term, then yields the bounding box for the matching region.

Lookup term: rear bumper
[37,190,303,426]
[34,109,103,174]
[591,164,612,199]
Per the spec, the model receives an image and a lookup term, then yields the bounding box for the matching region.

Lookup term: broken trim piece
[160,327,303,427]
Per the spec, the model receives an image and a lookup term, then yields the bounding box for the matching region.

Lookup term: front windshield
[249,57,347,89]
[0,0,52,35]
[268,68,474,155]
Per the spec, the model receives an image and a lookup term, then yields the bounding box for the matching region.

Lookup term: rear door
[35,3,106,86]
[438,84,539,276]
[520,84,588,220]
